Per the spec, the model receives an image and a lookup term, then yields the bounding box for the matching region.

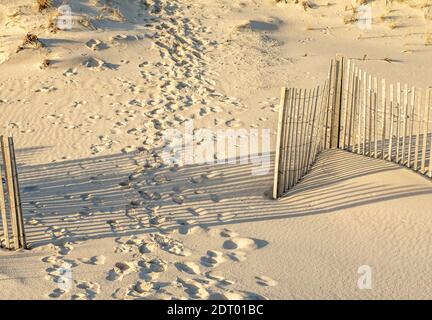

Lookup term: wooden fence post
[9,137,26,249]
[1,136,20,249]
[0,163,10,249]
[0,136,26,250]
[329,55,345,149]
[272,88,287,199]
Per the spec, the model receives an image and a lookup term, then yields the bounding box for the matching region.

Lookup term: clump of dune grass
[47,10,60,33]
[37,0,52,12]
[16,32,44,52]
[40,58,50,69]
[343,5,358,24]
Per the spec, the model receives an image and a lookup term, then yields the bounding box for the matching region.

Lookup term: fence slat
[0,164,10,249]
[288,89,299,189]
[414,88,422,171]
[402,84,409,164]
[285,88,297,191]
[407,87,416,168]
[373,77,378,158]
[421,89,431,173]
[279,89,291,194]
[283,89,295,192]
[1,136,19,250]
[396,82,402,163]
[348,67,358,152]
[367,75,373,156]
[341,59,351,149]
[388,84,394,161]
[381,79,387,159]
[324,60,334,149]
[297,90,307,182]
[8,137,26,248]
[362,71,367,155]
[292,89,302,185]
[305,89,315,175]
[272,87,287,199]
[357,70,363,154]
[307,86,321,171]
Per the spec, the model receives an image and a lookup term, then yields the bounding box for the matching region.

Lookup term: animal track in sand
[255,276,278,287]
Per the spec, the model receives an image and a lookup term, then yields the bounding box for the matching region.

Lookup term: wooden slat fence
[273,82,329,199]
[273,55,432,199]
[0,136,26,250]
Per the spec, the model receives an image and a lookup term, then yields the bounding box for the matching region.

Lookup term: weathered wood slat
[341,59,351,149]
[293,89,302,185]
[8,137,26,249]
[279,88,291,194]
[0,163,10,249]
[421,89,431,173]
[407,87,416,168]
[396,82,402,163]
[388,84,394,161]
[272,87,287,199]
[373,77,378,158]
[285,88,296,191]
[362,71,367,155]
[1,136,19,250]
[402,84,409,164]
[288,89,299,189]
[414,88,422,171]
[381,79,387,160]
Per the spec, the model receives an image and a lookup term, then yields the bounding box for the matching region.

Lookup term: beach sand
[0,0,431,299]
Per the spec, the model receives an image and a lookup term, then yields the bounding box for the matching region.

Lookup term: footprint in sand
[75,280,101,299]
[85,39,107,51]
[112,288,127,300]
[107,261,136,281]
[255,276,278,287]
[220,228,239,238]
[79,255,106,265]
[200,250,225,267]
[48,288,68,299]
[175,261,201,275]
[63,68,78,77]
[177,277,209,299]
[223,237,268,251]
[127,280,153,298]
[226,251,247,262]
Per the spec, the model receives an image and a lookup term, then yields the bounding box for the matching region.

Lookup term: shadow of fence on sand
[15,148,432,248]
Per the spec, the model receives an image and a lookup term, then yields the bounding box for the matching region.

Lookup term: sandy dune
[0,0,432,299]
